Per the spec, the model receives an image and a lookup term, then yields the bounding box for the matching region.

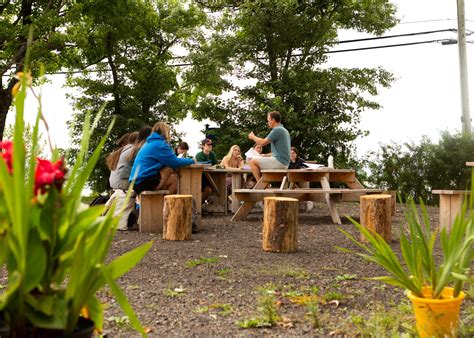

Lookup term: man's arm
[248,132,271,146]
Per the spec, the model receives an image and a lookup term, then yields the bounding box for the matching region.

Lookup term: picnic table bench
[231,168,385,224]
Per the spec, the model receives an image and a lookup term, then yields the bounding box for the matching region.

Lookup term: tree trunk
[163,195,192,241]
[0,85,14,141]
[360,194,392,243]
[262,197,298,253]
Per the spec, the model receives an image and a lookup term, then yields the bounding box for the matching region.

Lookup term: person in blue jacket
[130,122,195,194]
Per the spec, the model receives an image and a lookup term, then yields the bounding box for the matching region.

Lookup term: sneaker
[257,201,264,209]
[306,201,314,212]
[204,195,214,205]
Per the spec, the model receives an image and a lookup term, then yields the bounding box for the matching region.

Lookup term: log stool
[360,194,392,243]
[262,197,298,253]
[139,190,169,233]
[163,195,192,241]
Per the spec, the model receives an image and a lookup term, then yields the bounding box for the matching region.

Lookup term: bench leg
[139,194,164,233]
[231,178,268,221]
[439,194,463,232]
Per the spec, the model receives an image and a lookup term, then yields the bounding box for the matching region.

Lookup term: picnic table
[231,167,383,224]
[203,167,252,213]
[177,164,210,227]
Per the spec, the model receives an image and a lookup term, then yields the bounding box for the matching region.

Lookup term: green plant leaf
[105,241,153,280]
[102,270,146,336]
[24,229,47,292]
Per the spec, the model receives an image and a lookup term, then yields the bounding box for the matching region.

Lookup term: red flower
[34,158,67,195]
[0,141,13,173]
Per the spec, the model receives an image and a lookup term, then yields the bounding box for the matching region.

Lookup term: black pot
[28,317,95,338]
[0,317,94,338]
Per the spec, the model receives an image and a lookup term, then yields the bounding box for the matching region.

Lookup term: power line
[339,28,458,44]
[400,18,474,25]
[328,39,454,54]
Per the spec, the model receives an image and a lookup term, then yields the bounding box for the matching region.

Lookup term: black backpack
[89,194,110,207]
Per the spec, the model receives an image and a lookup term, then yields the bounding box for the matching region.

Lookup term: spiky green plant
[338,176,474,299]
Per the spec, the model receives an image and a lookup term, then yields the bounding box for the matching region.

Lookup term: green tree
[66,0,206,192]
[365,132,474,204]
[186,0,397,162]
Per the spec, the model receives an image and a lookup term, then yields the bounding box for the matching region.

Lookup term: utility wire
[338,29,457,44]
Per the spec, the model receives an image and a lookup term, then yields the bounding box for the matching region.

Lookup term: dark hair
[106,131,139,171]
[178,141,189,151]
[201,138,213,146]
[268,111,281,123]
[290,146,297,152]
[128,125,152,161]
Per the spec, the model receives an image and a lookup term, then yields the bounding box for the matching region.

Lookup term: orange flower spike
[80,306,89,319]
[11,71,33,97]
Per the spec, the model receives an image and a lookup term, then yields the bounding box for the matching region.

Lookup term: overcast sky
[10,0,474,158]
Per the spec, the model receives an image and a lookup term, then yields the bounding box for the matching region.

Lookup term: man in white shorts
[248,111,291,182]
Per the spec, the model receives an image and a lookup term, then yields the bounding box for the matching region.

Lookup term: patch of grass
[216,267,232,278]
[185,256,219,268]
[237,318,272,329]
[335,273,357,282]
[324,291,345,301]
[284,267,310,279]
[255,282,278,293]
[163,286,186,297]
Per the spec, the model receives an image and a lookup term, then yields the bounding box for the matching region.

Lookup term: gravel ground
[101,202,474,337]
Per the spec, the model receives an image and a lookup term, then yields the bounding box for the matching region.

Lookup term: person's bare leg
[165,173,178,194]
[157,167,174,190]
[249,158,261,181]
[202,186,212,204]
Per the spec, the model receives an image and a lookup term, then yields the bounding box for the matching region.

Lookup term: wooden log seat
[163,194,193,241]
[359,194,392,243]
[139,190,169,233]
[262,197,298,253]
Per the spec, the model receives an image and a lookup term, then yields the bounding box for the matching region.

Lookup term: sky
[7,0,474,158]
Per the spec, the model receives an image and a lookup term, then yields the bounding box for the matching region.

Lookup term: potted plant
[0,71,152,336]
[338,185,473,338]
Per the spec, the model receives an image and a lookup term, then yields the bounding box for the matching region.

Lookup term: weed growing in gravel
[237,286,282,329]
[185,256,219,268]
[335,273,357,282]
[163,286,186,297]
[107,316,132,330]
[350,302,416,336]
[306,300,322,328]
[216,267,232,278]
[195,303,233,316]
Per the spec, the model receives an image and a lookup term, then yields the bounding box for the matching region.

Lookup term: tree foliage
[66,0,206,192]
[365,132,474,204]
[186,0,397,162]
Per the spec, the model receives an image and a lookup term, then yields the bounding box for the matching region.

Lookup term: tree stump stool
[163,195,192,241]
[262,197,298,253]
[360,194,392,243]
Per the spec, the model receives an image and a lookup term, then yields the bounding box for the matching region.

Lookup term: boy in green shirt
[195,138,218,204]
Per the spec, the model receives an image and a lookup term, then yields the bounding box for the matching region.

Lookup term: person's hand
[248,131,255,140]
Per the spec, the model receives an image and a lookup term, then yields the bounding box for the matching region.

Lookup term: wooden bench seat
[139,190,169,233]
[432,190,470,231]
[233,188,383,202]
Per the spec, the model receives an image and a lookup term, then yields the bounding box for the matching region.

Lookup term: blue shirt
[129,132,194,184]
[266,124,291,165]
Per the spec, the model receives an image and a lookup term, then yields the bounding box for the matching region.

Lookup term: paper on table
[245,148,262,160]
[303,162,324,169]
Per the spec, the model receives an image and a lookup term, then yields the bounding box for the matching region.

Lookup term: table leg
[178,168,203,227]
[231,173,242,213]
[231,177,267,221]
[320,176,341,224]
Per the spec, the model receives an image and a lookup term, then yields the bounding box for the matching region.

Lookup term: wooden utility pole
[457,0,471,135]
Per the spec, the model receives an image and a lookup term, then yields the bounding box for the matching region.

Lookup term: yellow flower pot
[407,287,465,338]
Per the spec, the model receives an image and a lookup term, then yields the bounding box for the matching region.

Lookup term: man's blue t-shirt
[266,124,291,165]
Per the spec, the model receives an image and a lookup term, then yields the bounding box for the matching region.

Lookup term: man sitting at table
[195,138,218,205]
[247,111,291,182]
